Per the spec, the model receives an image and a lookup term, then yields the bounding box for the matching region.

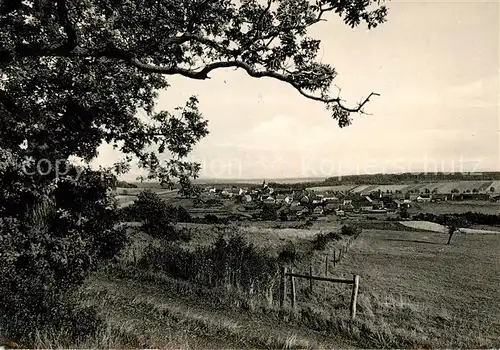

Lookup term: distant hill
[192,177,325,185]
[121,172,500,190]
[321,172,500,186]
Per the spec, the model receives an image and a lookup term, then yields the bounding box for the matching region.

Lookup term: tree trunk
[447,227,455,245]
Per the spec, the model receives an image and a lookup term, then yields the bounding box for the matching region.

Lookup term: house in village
[384,198,405,211]
[490,194,500,202]
[431,193,448,202]
[263,196,276,204]
[289,205,306,218]
[276,194,286,204]
[359,196,374,212]
[221,187,240,198]
[300,195,310,205]
[339,201,354,212]
[322,196,340,206]
[276,205,289,219]
[298,207,310,217]
[391,192,406,200]
[371,199,384,210]
[408,194,419,201]
[323,203,337,214]
[312,206,324,217]
[416,194,431,203]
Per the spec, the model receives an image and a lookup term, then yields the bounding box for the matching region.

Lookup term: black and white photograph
[0,0,499,348]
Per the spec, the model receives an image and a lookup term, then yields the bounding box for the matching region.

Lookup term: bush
[204,214,220,224]
[0,288,103,346]
[277,242,301,264]
[0,165,125,344]
[341,224,362,237]
[312,231,342,251]
[204,198,223,207]
[139,234,279,294]
[175,227,194,242]
[177,206,192,223]
[117,205,140,222]
[133,190,179,239]
[261,203,278,221]
[399,206,409,219]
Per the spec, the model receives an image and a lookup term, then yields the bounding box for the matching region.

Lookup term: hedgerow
[139,234,279,295]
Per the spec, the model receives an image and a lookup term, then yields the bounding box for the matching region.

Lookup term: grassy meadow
[408,201,500,216]
[30,215,500,349]
[329,228,500,348]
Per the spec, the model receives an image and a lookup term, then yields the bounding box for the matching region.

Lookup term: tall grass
[138,233,280,298]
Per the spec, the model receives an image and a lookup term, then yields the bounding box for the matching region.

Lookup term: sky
[92,0,500,181]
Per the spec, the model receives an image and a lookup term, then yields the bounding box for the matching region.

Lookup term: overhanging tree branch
[0,0,385,116]
[129,58,380,113]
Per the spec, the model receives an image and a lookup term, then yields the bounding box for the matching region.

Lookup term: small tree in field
[441,215,470,245]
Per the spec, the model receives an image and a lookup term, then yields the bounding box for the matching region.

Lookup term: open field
[307,185,359,193]
[329,228,500,348]
[192,177,325,185]
[50,221,358,349]
[308,180,499,195]
[409,201,500,215]
[53,216,500,349]
[90,183,500,348]
[116,187,171,195]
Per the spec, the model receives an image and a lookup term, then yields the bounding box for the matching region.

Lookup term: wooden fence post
[290,268,296,310]
[350,275,360,320]
[279,266,287,309]
[324,256,328,276]
[309,265,313,293]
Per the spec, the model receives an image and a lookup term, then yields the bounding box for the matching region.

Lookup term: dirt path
[86,275,354,349]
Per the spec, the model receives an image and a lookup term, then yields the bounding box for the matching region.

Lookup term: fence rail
[286,273,354,284]
[279,266,361,319]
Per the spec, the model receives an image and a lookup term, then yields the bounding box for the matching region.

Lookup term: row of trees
[323,173,500,186]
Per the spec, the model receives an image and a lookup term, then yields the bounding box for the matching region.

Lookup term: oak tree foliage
[1,0,387,187]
